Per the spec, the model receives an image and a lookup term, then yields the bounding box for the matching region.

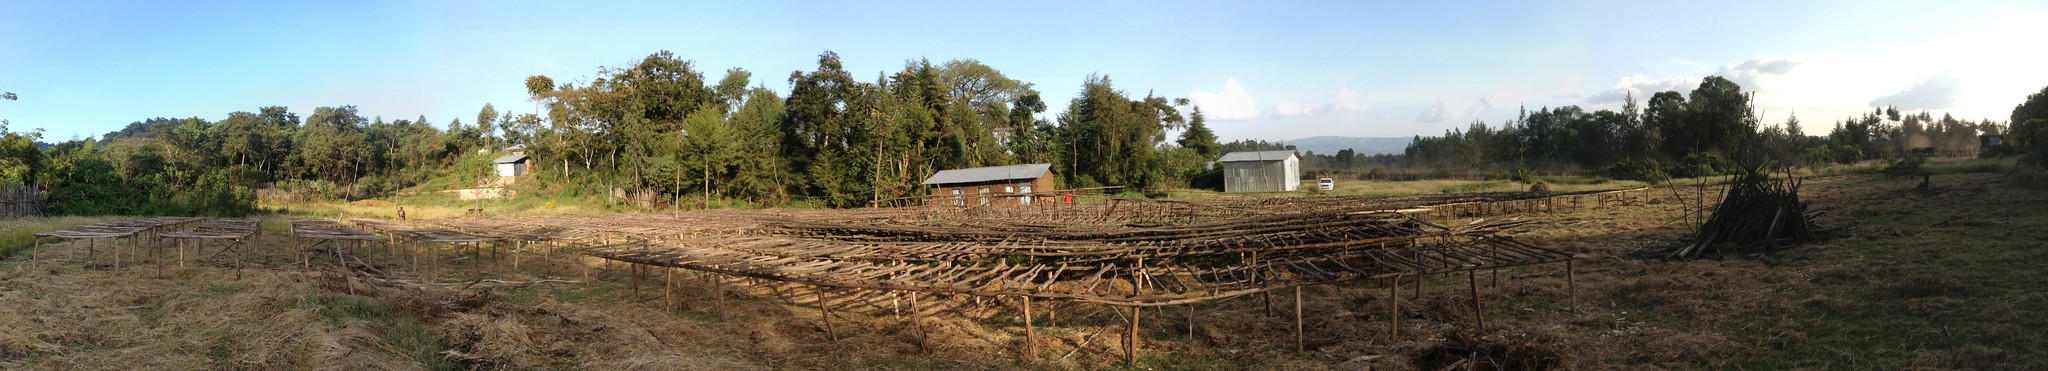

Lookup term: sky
[3,0,2045,143]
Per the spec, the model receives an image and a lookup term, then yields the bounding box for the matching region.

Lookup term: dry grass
[4,172,2045,369]
[0,216,128,261]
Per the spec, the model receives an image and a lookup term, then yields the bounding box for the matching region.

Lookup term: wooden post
[1491,250,1501,289]
[1567,259,1578,313]
[1022,296,1035,359]
[1047,301,1056,327]
[817,287,836,342]
[911,291,926,352]
[153,238,166,277]
[716,274,728,321]
[1252,251,1270,317]
[1127,258,1143,367]
[27,236,37,271]
[664,268,675,313]
[1389,276,1400,341]
[1186,304,1196,339]
[1413,272,1423,299]
[1294,285,1305,352]
[1126,305,1140,367]
[1469,270,1485,331]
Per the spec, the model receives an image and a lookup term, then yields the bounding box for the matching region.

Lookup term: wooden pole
[1048,301,1056,327]
[1469,270,1485,331]
[1567,259,1578,313]
[716,274,729,321]
[1186,304,1196,339]
[1389,276,1400,341]
[1251,251,1269,317]
[153,238,163,278]
[27,236,37,271]
[818,287,836,342]
[1413,271,1422,299]
[911,291,926,352]
[1022,296,1035,359]
[1127,258,1143,367]
[664,268,675,313]
[1126,305,1140,367]
[1294,285,1305,352]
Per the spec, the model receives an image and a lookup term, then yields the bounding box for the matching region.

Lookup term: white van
[1316,178,1335,191]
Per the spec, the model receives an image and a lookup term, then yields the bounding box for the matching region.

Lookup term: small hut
[494,154,530,179]
[921,163,1055,206]
[1218,150,1300,193]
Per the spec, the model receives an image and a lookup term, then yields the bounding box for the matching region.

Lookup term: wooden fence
[0,184,47,217]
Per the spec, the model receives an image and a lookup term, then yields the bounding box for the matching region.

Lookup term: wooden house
[921,163,1055,206]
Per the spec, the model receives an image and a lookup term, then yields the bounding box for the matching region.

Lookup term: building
[494,154,530,178]
[1217,150,1300,193]
[921,163,1055,206]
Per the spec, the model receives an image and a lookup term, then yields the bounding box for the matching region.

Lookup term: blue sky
[3,0,2044,143]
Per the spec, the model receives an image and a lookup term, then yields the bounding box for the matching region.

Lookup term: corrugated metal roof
[493,154,530,164]
[921,163,1053,185]
[1216,150,1297,163]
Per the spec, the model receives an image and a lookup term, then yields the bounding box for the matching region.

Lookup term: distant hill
[1276,136,1411,156]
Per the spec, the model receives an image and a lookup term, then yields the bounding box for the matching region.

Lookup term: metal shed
[1217,150,1300,193]
[921,163,1056,206]
[494,154,530,178]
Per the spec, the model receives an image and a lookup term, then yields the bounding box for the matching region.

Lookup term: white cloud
[1416,96,1467,123]
[1553,75,1584,98]
[1189,79,1260,121]
[1275,87,1369,117]
[1715,56,1801,92]
[1871,75,1963,111]
[1585,74,1698,106]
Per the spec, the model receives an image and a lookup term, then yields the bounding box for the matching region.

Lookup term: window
[979,188,991,206]
[1020,185,1033,205]
[951,189,964,207]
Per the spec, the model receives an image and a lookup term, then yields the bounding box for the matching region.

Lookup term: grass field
[4,166,2043,369]
[0,216,127,263]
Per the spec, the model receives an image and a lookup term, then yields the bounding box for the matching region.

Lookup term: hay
[1409,332,1565,370]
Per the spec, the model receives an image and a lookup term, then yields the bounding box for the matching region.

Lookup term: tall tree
[477,103,499,148]
[1177,106,1221,158]
[2011,85,2048,164]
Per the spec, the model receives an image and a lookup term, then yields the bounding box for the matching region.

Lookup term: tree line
[1397,76,2023,182]
[0,50,1232,214]
[513,51,1226,207]
[4,57,2047,216]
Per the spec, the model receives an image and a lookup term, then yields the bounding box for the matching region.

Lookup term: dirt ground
[3,172,2043,370]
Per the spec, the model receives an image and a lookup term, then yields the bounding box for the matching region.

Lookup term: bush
[1671,153,1731,179]
[1606,157,1670,185]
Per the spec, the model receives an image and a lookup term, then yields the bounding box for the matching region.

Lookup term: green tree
[2011,85,2048,165]
[477,103,498,148]
[1055,74,1179,189]
[1177,105,1221,158]
[0,128,40,186]
[781,51,860,200]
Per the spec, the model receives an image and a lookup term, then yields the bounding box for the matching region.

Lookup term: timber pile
[1669,175,1819,259]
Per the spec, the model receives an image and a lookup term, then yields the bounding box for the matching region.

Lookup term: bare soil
[3,172,2043,370]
